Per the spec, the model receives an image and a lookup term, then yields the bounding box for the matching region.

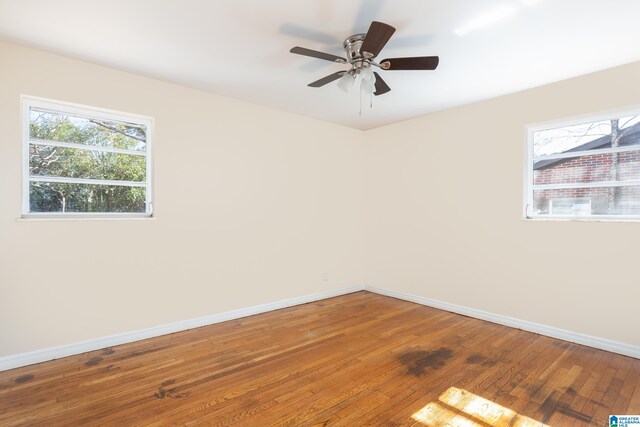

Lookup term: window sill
[522,216,640,223]
[17,216,156,222]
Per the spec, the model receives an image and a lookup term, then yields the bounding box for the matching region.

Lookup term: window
[525,109,640,220]
[549,199,591,216]
[22,97,153,217]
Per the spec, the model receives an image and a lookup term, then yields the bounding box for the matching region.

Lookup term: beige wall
[0,41,366,357]
[2,40,639,359]
[364,61,640,347]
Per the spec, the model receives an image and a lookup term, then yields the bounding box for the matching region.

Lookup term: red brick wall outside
[533,151,640,215]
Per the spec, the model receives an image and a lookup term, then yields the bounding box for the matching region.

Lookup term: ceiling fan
[290,21,439,96]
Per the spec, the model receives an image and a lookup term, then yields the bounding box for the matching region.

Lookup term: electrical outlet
[322,272,329,281]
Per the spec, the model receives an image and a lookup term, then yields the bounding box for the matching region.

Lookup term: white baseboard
[2,283,637,372]
[0,285,365,372]
[364,284,640,360]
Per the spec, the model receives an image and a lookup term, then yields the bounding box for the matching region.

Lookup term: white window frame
[524,105,640,222]
[21,95,154,218]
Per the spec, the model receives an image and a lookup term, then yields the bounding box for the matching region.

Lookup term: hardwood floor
[0,291,638,426]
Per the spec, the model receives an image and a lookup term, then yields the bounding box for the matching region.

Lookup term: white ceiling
[1,0,640,130]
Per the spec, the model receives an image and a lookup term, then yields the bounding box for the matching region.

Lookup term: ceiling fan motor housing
[343,34,367,60]
[344,34,372,75]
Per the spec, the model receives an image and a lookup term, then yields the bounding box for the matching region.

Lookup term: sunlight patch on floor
[411,387,549,426]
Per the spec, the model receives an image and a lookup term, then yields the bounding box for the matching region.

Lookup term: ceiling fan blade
[290,46,346,63]
[361,21,396,58]
[308,71,346,87]
[380,56,440,70]
[373,72,390,96]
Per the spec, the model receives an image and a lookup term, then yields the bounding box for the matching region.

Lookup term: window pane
[533,186,640,216]
[533,151,640,185]
[533,120,612,157]
[29,108,146,152]
[29,144,146,182]
[533,115,640,157]
[29,182,146,213]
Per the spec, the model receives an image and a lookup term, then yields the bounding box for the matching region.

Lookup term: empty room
[1,0,639,426]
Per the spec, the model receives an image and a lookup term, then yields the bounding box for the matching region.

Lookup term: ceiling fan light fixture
[360,67,376,93]
[337,72,355,92]
[360,66,375,83]
[361,78,375,94]
[360,69,376,94]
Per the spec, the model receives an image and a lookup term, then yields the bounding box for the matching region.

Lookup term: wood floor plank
[628,377,640,413]
[0,291,638,426]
